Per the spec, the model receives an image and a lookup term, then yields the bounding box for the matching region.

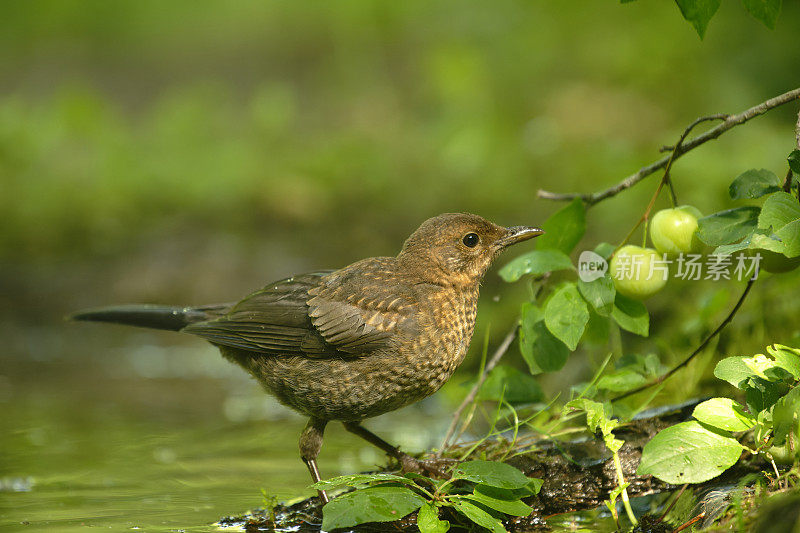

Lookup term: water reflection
[0,327,448,531]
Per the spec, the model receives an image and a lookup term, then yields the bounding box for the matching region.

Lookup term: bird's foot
[396,452,456,479]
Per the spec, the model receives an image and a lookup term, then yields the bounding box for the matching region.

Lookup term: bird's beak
[496,226,545,248]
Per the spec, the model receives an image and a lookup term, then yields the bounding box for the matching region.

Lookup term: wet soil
[219,401,769,531]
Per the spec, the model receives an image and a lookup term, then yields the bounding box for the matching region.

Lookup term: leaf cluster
[499,200,648,383]
[697,161,800,262]
[638,344,800,484]
[312,461,542,532]
[622,0,783,39]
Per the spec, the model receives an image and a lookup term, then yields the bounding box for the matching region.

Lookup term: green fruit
[650,205,703,255]
[609,245,669,299]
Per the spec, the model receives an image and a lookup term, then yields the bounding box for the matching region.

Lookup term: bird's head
[398,213,543,288]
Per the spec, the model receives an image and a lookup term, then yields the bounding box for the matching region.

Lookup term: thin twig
[616,115,726,251]
[796,106,800,150]
[784,105,800,200]
[439,324,519,452]
[658,484,689,523]
[612,278,755,403]
[673,513,706,533]
[783,169,793,193]
[795,107,800,192]
[538,88,800,205]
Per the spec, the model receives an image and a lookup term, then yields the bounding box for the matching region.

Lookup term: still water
[1,327,446,532]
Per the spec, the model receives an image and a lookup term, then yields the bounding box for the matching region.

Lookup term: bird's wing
[182,266,415,357]
[306,295,395,354]
[182,272,338,357]
[305,261,418,354]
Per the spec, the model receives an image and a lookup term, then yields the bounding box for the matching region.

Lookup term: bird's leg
[342,421,450,478]
[299,417,329,503]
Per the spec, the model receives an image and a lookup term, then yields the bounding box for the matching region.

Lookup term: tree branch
[611,278,755,403]
[538,88,800,206]
[616,115,726,250]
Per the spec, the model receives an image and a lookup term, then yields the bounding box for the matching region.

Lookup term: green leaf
[525,478,544,495]
[697,206,760,246]
[715,350,798,391]
[597,368,648,393]
[452,460,531,489]
[498,249,574,282]
[403,472,431,482]
[567,398,619,435]
[743,354,778,380]
[742,0,782,29]
[692,398,756,432]
[675,0,721,38]
[452,500,506,533]
[748,231,785,255]
[758,191,800,228]
[745,377,785,413]
[544,283,590,350]
[611,293,649,336]
[728,168,782,199]
[519,303,569,374]
[743,352,798,382]
[536,198,586,254]
[772,384,800,446]
[712,238,753,256]
[463,485,533,517]
[594,241,617,260]
[637,421,743,484]
[762,220,800,257]
[567,399,624,452]
[321,486,426,530]
[477,365,544,404]
[756,192,800,257]
[714,356,756,388]
[582,311,610,346]
[789,149,800,174]
[311,472,412,490]
[417,501,450,533]
[766,344,800,380]
[578,273,616,316]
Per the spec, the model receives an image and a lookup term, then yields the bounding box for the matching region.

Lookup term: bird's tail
[69,304,230,332]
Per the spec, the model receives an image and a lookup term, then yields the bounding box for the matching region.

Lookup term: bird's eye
[462,232,480,248]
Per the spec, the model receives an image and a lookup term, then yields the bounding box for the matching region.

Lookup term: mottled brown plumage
[72,213,542,501]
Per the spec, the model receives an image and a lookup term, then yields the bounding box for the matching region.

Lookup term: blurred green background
[2,1,799,531]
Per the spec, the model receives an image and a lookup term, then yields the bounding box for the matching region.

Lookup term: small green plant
[259,489,279,524]
[566,399,638,527]
[638,344,800,485]
[311,461,542,532]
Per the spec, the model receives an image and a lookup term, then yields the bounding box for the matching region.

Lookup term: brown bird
[72,213,542,501]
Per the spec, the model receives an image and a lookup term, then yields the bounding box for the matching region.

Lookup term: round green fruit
[610,245,669,299]
[650,205,704,255]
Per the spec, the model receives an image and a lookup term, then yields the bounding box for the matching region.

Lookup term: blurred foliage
[2,0,799,265]
[1,0,799,383]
